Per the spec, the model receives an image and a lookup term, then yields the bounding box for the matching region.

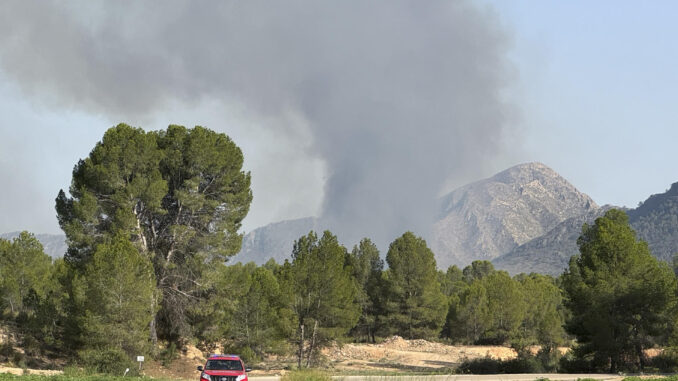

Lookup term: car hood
[204,370,243,376]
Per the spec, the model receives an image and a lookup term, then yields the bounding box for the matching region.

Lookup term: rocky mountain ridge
[431,162,598,268]
[494,182,678,275]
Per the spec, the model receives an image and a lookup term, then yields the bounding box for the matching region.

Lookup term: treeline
[0,228,568,371]
[1,124,677,375]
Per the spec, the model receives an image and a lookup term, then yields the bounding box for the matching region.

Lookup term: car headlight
[200,373,211,381]
[236,375,247,381]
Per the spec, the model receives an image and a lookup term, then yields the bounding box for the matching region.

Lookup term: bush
[158,342,178,366]
[647,348,678,373]
[458,357,503,374]
[558,351,593,373]
[0,342,14,360]
[458,350,562,374]
[222,344,260,364]
[281,369,332,381]
[502,356,542,373]
[535,347,562,372]
[78,347,137,375]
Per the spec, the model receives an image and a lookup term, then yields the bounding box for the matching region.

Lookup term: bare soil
[321,336,521,373]
[144,336,560,378]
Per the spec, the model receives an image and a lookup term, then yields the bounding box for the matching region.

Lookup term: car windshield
[205,359,243,371]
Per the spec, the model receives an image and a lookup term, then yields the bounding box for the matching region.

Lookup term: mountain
[230,217,321,265]
[431,162,598,268]
[494,183,678,275]
[0,231,67,259]
[492,206,613,275]
[628,182,678,262]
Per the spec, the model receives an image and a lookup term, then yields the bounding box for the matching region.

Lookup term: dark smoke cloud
[0,1,515,247]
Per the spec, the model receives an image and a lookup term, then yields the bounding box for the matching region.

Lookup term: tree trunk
[636,342,645,371]
[150,314,158,349]
[297,323,304,369]
[306,320,318,368]
[150,292,158,352]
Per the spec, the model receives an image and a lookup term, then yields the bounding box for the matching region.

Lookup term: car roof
[208,354,241,360]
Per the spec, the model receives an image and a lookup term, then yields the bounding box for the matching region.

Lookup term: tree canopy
[383,232,447,339]
[56,123,252,343]
[563,209,677,372]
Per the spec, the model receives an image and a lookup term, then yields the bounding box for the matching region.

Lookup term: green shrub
[558,351,593,373]
[158,342,178,366]
[459,349,563,374]
[502,356,542,373]
[458,357,504,374]
[222,344,260,363]
[0,342,14,360]
[281,368,332,381]
[78,347,137,375]
[647,348,678,373]
[535,347,562,372]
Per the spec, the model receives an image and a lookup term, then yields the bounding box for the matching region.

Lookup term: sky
[0,1,676,246]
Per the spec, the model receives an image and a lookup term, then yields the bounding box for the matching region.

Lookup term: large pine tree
[56,124,252,344]
[563,209,677,372]
[383,232,446,339]
[286,231,359,367]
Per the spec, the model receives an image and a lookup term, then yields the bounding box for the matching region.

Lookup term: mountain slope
[492,206,613,275]
[431,162,598,268]
[0,232,67,259]
[494,183,678,275]
[628,182,678,262]
[230,217,321,264]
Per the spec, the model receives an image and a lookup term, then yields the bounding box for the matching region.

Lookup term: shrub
[158,342,178,366]
[535,346,562,372]
[458,357,503,374]
[222,344,260,363]
[78,347,136,375]
[502,356,542,373]
[0,342,14,360]
[281,369,332,381]
[459,349,562,374]
[558,351,593,373]
[647,348,678,373]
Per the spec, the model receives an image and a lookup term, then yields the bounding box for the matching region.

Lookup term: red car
[197,354,251,381]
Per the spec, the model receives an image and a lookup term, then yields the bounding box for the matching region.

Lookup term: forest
[1,125,677,375]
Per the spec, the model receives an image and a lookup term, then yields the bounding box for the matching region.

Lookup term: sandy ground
[321,336,566,373]
[0,366,62,376]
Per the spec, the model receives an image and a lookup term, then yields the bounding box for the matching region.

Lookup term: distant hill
[492,206,613,275]
[628,182,678,262]
[0,231,67,259]
[230,217,322,265]
[431,162,598,268]
[494,183,678,275]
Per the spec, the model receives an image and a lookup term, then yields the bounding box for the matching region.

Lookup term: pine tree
[383,232,447,339]
[0,232,52,315]
[286,231,359,367]
[563,209,677,372]
[347,238,384,342]
[80,235,157,357]
[56,124,252,344]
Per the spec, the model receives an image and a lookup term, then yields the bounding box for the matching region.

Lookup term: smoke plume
[0,1,515,247]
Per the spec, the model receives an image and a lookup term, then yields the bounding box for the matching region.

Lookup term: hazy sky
[0,1,676,244]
